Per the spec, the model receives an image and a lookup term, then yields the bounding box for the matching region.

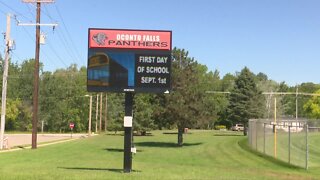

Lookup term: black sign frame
[87,28,172,93]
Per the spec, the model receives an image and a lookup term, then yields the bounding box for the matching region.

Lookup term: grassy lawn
[0,130,320,179]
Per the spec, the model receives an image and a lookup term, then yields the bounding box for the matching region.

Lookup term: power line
[45,40,68,67]
[54,4,82,62]
[37,4,79,67]
[41,4,79,64]
[0,7,6,15]
[43,5,56,21]
[1,2,80,71]
[0,1,33,22]
[24,3,36,20]
[54,28,79,65]
[5,73,87,79]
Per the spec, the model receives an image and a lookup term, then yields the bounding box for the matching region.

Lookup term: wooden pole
[99,93,103,133]
[104,93,108,132]
[32,2,41,149]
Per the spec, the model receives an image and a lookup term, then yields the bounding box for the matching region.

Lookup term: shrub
[214,125,227,130]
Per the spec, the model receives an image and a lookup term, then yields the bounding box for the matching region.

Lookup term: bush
[214,125,227,130]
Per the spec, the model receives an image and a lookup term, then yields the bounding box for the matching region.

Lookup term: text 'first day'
[139,56,168,64]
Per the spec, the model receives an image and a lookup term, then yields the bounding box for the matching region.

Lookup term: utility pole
[95,94,99,133]
[32,0,41,149]
[99,93,102,133]
[104,93,108,132]
[21,0,57,149]
[0,14,12,150]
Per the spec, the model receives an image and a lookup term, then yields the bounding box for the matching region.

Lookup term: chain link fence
[248,119,308,169]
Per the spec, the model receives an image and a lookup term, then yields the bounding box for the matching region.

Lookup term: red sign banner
[89,29,172,50]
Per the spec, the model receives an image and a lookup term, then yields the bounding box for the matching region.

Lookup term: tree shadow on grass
[163,132,192,135]
[105,133,124,136]
[135,142,203,148]
[162,132,178,135]
[58,167,141,173]
[213,134,244,137]
[104,148,143,153]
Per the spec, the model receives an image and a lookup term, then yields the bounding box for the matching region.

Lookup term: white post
[296,86,298,132]
[88,95,92,136]
[41,120,44,133]
[95,94,99,133]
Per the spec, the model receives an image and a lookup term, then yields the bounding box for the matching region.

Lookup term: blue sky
[0,0,320,86]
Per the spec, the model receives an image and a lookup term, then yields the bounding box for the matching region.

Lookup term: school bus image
[88,53,110,86]
[87,52,128,88]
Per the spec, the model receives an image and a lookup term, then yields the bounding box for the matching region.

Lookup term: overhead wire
[35,4,80,66]
[27,3,78,68]
[24,3,36,21]
[0,2,88,93]
[54,4,83,62]
[21,3,69,69]
[44,5,81,66]
[0,1,33,22]
[1,1,70,70]
[0,2,89,104]
[0,7,7,15]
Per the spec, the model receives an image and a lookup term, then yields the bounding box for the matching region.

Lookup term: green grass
[0,130,320,179]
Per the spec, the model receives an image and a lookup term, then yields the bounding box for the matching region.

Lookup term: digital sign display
[87,28,172,93]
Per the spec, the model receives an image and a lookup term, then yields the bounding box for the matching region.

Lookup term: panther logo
[92,32,107,46]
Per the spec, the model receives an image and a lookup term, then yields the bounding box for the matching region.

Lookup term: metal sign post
[69,122,74,138]
[123,93,133,173]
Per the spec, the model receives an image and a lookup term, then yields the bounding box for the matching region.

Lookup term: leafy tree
[214,73,236,128]
[303,89,320,119]
[298,83,320,118]
[227,67,264,135]
[39,64,87,132]
[5,99,21,130]
[221,73,235,92]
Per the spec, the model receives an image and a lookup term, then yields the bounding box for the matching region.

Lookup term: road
[3,133,88,149]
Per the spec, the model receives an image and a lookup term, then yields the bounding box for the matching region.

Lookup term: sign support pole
[123,92,133,173]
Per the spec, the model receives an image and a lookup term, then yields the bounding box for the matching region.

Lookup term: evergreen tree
[227,67,264,135]
[134,94,155,135]
[166,48,215,146]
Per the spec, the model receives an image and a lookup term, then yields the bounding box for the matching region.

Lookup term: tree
[107,93,124,134]
[303,89,320,120]
[134,94,155,135]
[166,48,211,146]
[39,64,87,132]
[221,73,235,92]
[227,67,264,135]
[5,99,21,130]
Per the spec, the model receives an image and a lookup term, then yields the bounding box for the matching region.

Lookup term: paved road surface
[3,134,88,149]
